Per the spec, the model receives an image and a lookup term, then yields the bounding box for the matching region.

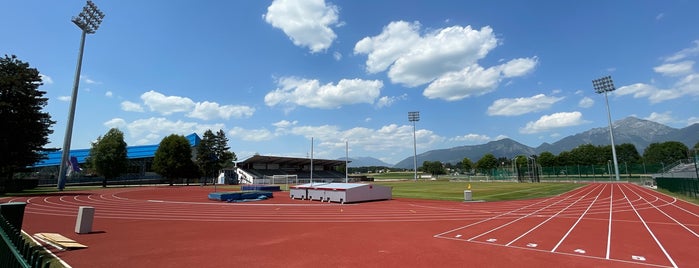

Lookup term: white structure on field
[290,183,392,204]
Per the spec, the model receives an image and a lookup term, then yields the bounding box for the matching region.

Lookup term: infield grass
[373,180,584,202]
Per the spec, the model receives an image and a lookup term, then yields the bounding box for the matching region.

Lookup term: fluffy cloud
[354,21,537,101]
[487,94,563,116]
[375,94,407,108]
[188,101,255,120]
[578,97,594,108]
[615,83,684,103]
[136,90,255,120]
[644,111,675,125]
[123,117,225,145]
[264,77,383,109]
[450,133,492,143]
[121,101,144,112]
[264,0,340,53]
[653,61,694,76]
[520,111,588,134]
[141,90,195,115]
[618,41,699,103]
[228,126,275,142]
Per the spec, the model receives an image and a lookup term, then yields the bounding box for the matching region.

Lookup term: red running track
[2,183,698,267]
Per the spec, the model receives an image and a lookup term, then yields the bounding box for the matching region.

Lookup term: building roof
[237,154,349,168]
[32,133,200,168]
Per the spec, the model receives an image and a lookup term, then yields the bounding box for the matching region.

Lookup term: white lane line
[550,184,607,252]
[622,184,699,238]
[618,184,678,268]
[433,190,575,238]
[606,183,614,259]
[506,184,604,246]
[467,185,600,242]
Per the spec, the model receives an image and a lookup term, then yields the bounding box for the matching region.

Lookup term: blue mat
[208,191,274,202]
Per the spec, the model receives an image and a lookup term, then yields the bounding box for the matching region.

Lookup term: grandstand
[234,155,350,184]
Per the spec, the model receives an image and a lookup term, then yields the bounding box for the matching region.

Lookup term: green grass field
[373,180,584,201]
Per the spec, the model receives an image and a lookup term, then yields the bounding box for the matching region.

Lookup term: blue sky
[2,0,698,165]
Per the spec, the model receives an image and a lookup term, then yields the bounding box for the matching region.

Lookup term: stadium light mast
[592,75,621,181]
[57,1,105,190]
[408,111,420,182]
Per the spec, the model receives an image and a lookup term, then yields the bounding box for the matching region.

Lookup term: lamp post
[592,75,621,181]
[408,111,420,181]
[57,1,105,190]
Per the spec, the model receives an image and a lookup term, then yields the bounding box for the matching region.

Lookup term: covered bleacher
[235,155,350,184]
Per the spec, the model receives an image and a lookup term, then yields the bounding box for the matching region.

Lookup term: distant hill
[340,156,393,167]
[393,116,699,169]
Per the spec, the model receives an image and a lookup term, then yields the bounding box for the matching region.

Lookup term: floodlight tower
[57,1,105,190]
[592,76,621,181]
[408,111,420,181]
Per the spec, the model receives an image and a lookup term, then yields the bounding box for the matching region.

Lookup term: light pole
[57,1,105,190]
[408,111,420,181]
[592,75,621,181]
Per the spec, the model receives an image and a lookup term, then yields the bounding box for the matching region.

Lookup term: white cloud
[423,64,501,101]
[656,13,665,21]
[615,83,684,103]
[654,61,694,76]
[58,96,71,102]
[121,101,144,112]
[188,101,255,120]
[228,126,275,142]
[578,96,594,108]
[375,94,407,108]
[355,21,537,101]
[450,133,491,143]
[333,51,342,61]
[80,75,99,84]
[141,90,195,115]
[520,111,588,134]
[39,74,53,84]
[264,77,383,109]
[664,40,699,62]
[264,0,340,53]
[487,94,563,116]
[123,117,225,145]
[644,111,675,124]
[104,118,127,129]
[105,91,113,97]
[688,117,699,126]
[272,120,298,128]
[289,123,444,152]
[354,21,422,74]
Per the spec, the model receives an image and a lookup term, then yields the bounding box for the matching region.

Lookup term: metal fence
[0,213,51,268]
[656,177,699,199]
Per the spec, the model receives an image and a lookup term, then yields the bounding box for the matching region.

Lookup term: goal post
[265,175,298,191]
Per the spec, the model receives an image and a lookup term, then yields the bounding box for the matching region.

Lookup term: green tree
[153,134,199,186]
[0,55,55,192]
[421,161,445,178]
[196,129,236,185]
[88,128,128,188]
[616,143,641,164]
[555,151,572,166]
[461,157,473,174]
[643,141,689,165]
[538,152,556,167]
[475,153,497,174]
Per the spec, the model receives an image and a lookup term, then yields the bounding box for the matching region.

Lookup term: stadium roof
[237,155,349,168]
[32,133,201,168]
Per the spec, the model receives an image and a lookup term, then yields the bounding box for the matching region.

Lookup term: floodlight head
[408,111,420,122]
[592,75,615,94]
[72,1,105,34]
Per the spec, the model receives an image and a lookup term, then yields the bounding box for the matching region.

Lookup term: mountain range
[349,117,698,168]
